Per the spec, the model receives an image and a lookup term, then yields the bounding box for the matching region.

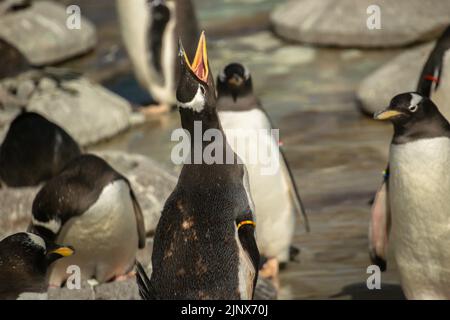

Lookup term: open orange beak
[183,31,209,83]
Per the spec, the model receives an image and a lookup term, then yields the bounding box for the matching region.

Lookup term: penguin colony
[0,0,450,301]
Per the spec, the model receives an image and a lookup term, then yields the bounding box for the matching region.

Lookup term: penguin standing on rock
[136,33,259,300]
[29,154,146,287]
[371,92,450,299]
[116,0,199,114]
[216,63,309,287]
[0,232,73,300]
[0,111,81,187]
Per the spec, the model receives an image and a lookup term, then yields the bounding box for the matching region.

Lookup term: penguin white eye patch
[408,104,418,112]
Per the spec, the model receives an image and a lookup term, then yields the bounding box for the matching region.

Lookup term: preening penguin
[216,63,309,286]
[0,232,73,300]
[29,154,146,287]
[136,33,259,300]
[371,92,450,299]
[116,0,199,113]
[0,112,81,187]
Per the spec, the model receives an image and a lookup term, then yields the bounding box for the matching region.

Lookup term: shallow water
[77,0,405,299]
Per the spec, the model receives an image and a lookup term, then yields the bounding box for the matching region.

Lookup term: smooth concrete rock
[0,186,38,239]
[0,72,134,146]
[94,278,141,300]
[0,1,97,66]
[48,282,95,300]
[28,78,132,146]
[95,151,177,234]
[357,42,434,115]
[271,0,450,48]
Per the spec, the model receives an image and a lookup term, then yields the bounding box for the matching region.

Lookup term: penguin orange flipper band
[237,220,256,230]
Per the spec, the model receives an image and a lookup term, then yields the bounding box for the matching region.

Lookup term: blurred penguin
[0,232,73,300]
[0,112,81,187]
[29,154,146,286]
[116,0,199,114]
[216,63,309,288]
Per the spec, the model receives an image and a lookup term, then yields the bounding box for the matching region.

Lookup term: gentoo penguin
[371,92,450,299]
[136,33,259,300]
[216,63,309,286]
[29,154,146,286]
[0,112,81,187]
[370,26,450,261]
[417,26,450,101]
[0,232,73,300]
[116,0,199,113]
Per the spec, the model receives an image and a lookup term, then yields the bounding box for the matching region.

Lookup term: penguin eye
[409,104,418,112]
[200,85,206,95]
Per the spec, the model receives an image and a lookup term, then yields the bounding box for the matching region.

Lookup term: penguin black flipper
[368,171,390,272]
[130,188,146,249]
[135,261,157,300]
[236,208,259,299]
[417,26,450,97]
[279,148,310,233]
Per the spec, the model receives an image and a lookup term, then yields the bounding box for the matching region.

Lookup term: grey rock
[94,278,141,300]
[0,186,38,239]
[95,151,177,234]
[27,77,133,146]
[357,42,434,115]
[16,292,48,300]
[0,72,135,146]
[48,282,95,300]
[271,0,450,48]
[0,1,97,66]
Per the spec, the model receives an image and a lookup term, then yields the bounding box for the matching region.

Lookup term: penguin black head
[217,63,253,102]
[176,32,215,113]
[374,92,450,143]
[0,232,74,274]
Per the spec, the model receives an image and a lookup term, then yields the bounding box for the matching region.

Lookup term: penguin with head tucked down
[29,154,146,287]
[216,63,309,288]
[0,112,81,188]
[0,232,73,300]
[136,33,259,300]
[116,0,199,114]
[371,92,450,299]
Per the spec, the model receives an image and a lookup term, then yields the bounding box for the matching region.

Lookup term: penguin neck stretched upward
[179,107,223,136]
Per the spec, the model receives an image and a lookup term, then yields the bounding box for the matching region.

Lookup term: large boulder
[0,1,97,66]
[0,72,137,146]
[271,0,450,48]
[357,42,434,115]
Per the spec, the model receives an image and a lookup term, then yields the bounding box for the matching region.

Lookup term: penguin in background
[216,63,309,287]
[136,33,259,300]
[29,154,146,287]
[0,111,81,188]
[371,92,450,299]
[0,232,73,300]
[369,26,450,270]
[116,0,199,114]
[417,25,450,102]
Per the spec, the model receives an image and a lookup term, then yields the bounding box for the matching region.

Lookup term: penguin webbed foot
[138,103,171,116]
[259,258,280,290]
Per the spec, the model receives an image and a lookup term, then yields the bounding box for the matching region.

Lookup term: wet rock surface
[271,0,450,48]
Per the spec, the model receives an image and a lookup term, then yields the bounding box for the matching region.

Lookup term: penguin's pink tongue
[194,59,207,82]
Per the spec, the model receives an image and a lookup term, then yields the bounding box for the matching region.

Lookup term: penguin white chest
[390,137,450,298]
[49,180,139,285]
[218,110,295,261]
